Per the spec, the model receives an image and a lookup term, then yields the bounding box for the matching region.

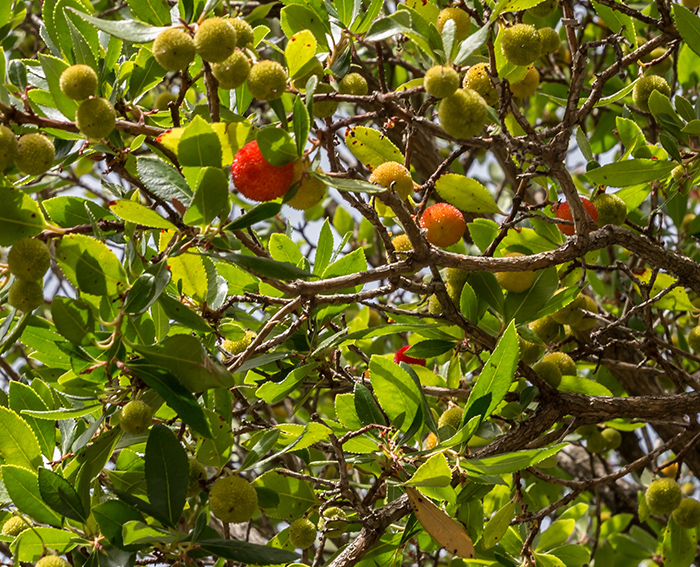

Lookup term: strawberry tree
[2,0,700,566]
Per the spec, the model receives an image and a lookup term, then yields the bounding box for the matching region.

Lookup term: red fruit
[231,141,295,202]
[394,345,426,366]
[419,203,466,248]
[554,197,598,236]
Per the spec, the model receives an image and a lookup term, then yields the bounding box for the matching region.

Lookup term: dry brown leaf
[405,486,476,559]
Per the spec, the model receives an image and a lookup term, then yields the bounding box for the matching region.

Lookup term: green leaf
[256,128,297,167]
[344,126,404,170]
[122,521,177,545]
[43,196,111,228]
[0,406,43,471]
[365,11,414,42]
[183,167,229,227]
[316,173,387,194]
[354,382,386,427]
[145,424,189,527]
[406,340,457,359]
[198,540,299,565]
[673,4,700,58]
[482,500,515,549]
[407,454,452,487]
[285,29,317,78]
[157,293,212,333]
[168,252,208,302]
[8,383,54,459]
[435,174,503,214]
[584,159,677,187]
[126,0,170,26]
[369,355,422,432]
[558,376,612,396]
[536,519,575,551]
[454,25,490,66]
[93,499,145,550]
[504,268,558,323]
[591,1,635,45]
[108,200,176,229]
[136,155,193,207]
[293,95,310,157]
[462,444,565,475]
[280,5,329,48]
[252,469,318,519]
[51,296,95,345]
[68,7,167,42]
[662,518,696,567]
[1,465,63,526]
[12,527,79,561]
[178,116,223,168]
[196,408,233,469]
[124,261,171,316]
[37,467,88,523]
[0,187,47,245]
[255,364,316,404]
[226,202,282,231]
[214,252,315,281]
[22,405,101,420]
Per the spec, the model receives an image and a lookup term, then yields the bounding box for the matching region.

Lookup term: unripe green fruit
[293,61,324,91]
[689,326,700,352]
[212,50,251,90]
[119,400,153,434]
[539,27,561,56]
[446,268,469,296]
[15,133,54,176]
[209,475,258,523]
[289,518,317,548]
[59,64,98,100]
[532,360,561,388]
[153,28,196,71]
[529,315,562,343]
[195,17,237,63]
[320,506,348,537]
[188,457,207,497]
[76,97,116,140]
[0,125,17,171]
[528,0,558,18]
[643,47,672,76]
[552,295,588,327]
[369,161,414,199]
[338,72,368,95]
[424,65,460,99]
[392,234,413,252]
[601,428,622,450]
[632,75,670,112]
[8,238,51,281]
[446,282,461,306]
[519,337,542,365]
[223,330,256,355]
[542,352,576,376]
[577,424,598,437]
[1,516,31,537]
[570,294,597,331]
[438,406,463,430]
[436,8,471,41]
[586,430,606,453]
[8,279,43,312]
[462,63,498,106]
[313,84,338,118]
[672,498,700,528]
[684,0,700,8]
[438,88,487,139]
[591,193,627,227]
[501,24,542,67]
[510,67,539,98]
[247,60,288,101]
[495,253,536,293]
[645,478,683,515]
[428,294,442,315]
[153,91,177,110]
[229,18,255,48]
[36,556,70,567]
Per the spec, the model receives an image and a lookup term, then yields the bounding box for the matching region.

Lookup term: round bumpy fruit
[313,84,338,118]
[76,97,116,140]
[289,518,317,549]
[36,557,70,567]
[153,28,196,71]
[552,295,588,327]
[539,27,561,56]
[394,345,426,366]
[438,88,487,139]
[1,516,31,537]
[119,400,153,434]
[153,91,177,110]
[542,352,576,376]
[188,457,207,497]
[321,507,348,537]
[195,17,237,63]
[510,67,540,98]
[632,75,671,112]
[586,430,607,453]
[209,475,258,523]
[424,65,460,99]
[0,125,17,171]
[645,478,683,515]
[519,337,542,365]
[554,197,599,236]
[419,203,466,248]
[591,193,627,227]
[8,279,43,312]
[287,173,326,210]
[15,133,54,176]
[528,0,558,17]
[212,50,251,90]
[532,360,561,388]
[369,161,414,199]
[338,72,368,95]
[529,315,562,344]
[247,60,288,101]
[438,406,464,430]
[293,61,323,91]
[229,18,255,48]
[59,64,98,100]
[446,267,469,290]
[672,498,700,528]
[571,295,597,331]
[501,24,542,67]
[223,330,256,355]
[8,238,51,281]
[495,252,536,293]
[601,428,622,450]
[392,234,413,252]
[231,141,295,202]
[436,7,471,41]
[689,326,700,352]
[463,63,498,106]
[642,47,672,76]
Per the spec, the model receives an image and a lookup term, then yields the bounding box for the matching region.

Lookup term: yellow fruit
[539,27,560,56]
[8,279,43,311]
[76,97,117,140]
[313,84,338,118]
[0,125,17,171]
[320,506,348,537]
[338,72,368,95]
[632,75,670,112]
[392,234,413,252]
[601,428,622,450]
[287,173,327,210]
[689,326,700,352]
[570,295,597,331]
[542,352,576,376]
[532,360,561,388]
[195,17,237,63]
[462,63,498,106]
[661,461,679,478]
[212,50,251,89]
[247,60,288,101]
[369,161,414,199]
[289,518,317,548]
[229,18,255,48]
[15,133,54,175]
[424,65,460,99]
[188,457,207,497]
[682,482,695,496]
[528,0,558,17]
[645,478,682,515]
[152,28,196,71]
[438,406,463,430]
[436,7,471,41]
[36,557,70,567]
[425,432,438,450]
[119,400,153,434]
[8,238,51,281]
[495,252,536,293]
[591,193,627,227]
[672,498,700,528]
[438,88,487,139]
[223,330,256,355]
[1,516,31,537]
[509,67,539,98]
[209,475,258,523]
[445,268,469,290]
[501,24,542,67]
[59,64,98,100]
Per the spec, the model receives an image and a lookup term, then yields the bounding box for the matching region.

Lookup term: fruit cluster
[0,127,55,176]
[6,238,51,312]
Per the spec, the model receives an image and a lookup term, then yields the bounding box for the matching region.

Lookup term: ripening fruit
[438,88,487,139]
[446,267,469,290]
[1,516,31,537]
[8,238,51,281]
[229,18,255,48]
[209,475,258,523]
[425,432,438,450]
[188,457,207,497]
[539,27,561,56]
[247,60,288,101]
[689,326,700,352]
[632,75,671,112]
[645,478,683,515]
[552,295,588,327]
[519,337,542,365]
[287,173,327,210]
[211,50,251,89]
[438,406,464,429]
[289,518,317,548]
[463,63,498,106]
[0,125,17,171]
[661,461,679,478]
[153,91,177,110]
[313,84,338,118]
[542,352,576,376]
[436,7,471,41]
[320,507,348,537]
[682,482,695,496]
[338,72,368,95]
[424,65,460,99]
[591,193,627,227]
[223,330,256,355]
[419,203,466,248]
[495,252,536,293]
[392,234,413,252]
[510,67,540,98]
[231,141,295,202]
[152,28,196,71]
[394,345,426,366]
[529,315,562,344]
[36,557,70,567]
[554,197,599,236]
[15,133,54,175]
[369,161,414,199]
[195,17,237,63]
[59,64,98,100]
[8,279,43,312]
[532,360,561,388]
[501,24,542,67]
[672,498,700,528]
[528,0,558,17]
[76,97,116,140]
[586,430,607,453]
[601,428,622,450]
[119,400,153,434]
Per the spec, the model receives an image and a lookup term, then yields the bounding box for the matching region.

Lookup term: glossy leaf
[435,174,503,214]
[1,465,63,526]
[109,200,175,229]
[38,467,88,523]
[345,126,404,169]
[370,355,421,432]
[0,187,46,245]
